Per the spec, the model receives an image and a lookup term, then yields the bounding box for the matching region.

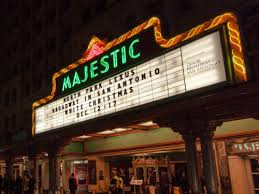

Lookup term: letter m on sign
[62,76,72,92]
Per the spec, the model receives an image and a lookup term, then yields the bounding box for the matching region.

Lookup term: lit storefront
[29,11,259,194]
[35,118,259,194]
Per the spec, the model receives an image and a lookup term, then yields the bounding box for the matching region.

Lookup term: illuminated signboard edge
[32,12,246,136]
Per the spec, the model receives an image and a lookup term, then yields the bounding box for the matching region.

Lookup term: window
[11,88,17,103]
[26,8,31,19]
[48,38,56,52]
[63,0,70,11]
[34,78,42,90]
[13,16,18,27]
[251,159,259,193]
[35,0,42,9]
[7,49,11,57]
[26,32,31,43]
[11,114,16,128]
[107,0,121,7]
[38,78,42,89]
[126,15,137,29]
[4,117,9,129]
[81,8,92,25]
[7,26,12,33]
[13,40,18,53]
[64,27,72,42]
[146,0,162,16]
[35,21,42,33]
[35,48,42,61]
[25,83,30,96]
[13,64,19,75]
[180,0,193,12]
[25,56,31,69]
[96,0,107,13]
[4,91,9,106]
[48,10,56,23]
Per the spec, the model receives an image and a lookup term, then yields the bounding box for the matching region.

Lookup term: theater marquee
[32,12,246,135]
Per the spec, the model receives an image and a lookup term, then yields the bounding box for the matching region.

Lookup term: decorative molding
[155,110,223,135]
[132,156,169,166]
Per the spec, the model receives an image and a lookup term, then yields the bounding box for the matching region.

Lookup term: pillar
[48,152,58,194]
[47,137,71,194]
[5,154,13,177]
[155,111,221,194]
[155,114,203,194]
[29,156,40,194]
[183,134,202,194]
[200,131,219,194]
[34,158,39,194]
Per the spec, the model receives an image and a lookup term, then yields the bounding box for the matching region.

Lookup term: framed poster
[88,160,97,184]
[74,163,88,191]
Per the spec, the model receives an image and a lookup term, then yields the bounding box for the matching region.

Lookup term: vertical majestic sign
[32,12,246,135]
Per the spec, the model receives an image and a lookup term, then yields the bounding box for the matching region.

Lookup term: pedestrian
[159,170,170,194]
[179,170,189,194]
[23,173,30,194]
[147,169,156,194]
[129,173,135,194]
[109,170,118,194]
[69,173,77,194]
[9,175,15,194]
[0,174,3,194]
[28,175,35,194]
[3,174,10,194]
[14,175,22,194]
[28,175,36,194]
[116,172,124,194]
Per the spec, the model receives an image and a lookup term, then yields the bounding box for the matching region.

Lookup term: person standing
[3,174,10,194]
[9,175,15,194]
[110,170,118,194]
[0,175,3,194]
[116,172,124,194]
[129,173,135,194]
[28,175,36,194]
[147,169,156,194]
[69,173,77,194]
[159,170,170,194]
[23,173,30,194]
[14,175,22,194]
[179,171,189,194]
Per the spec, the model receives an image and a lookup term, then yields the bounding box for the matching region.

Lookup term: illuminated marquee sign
[60,38,141,95]
[32,12,246,135]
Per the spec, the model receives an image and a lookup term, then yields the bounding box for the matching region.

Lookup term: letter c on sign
[129,39,140,59]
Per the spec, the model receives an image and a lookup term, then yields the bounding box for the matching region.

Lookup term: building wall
[0,0,259,157]
[228,156,254,194]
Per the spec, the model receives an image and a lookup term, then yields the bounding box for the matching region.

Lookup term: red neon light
[82,36,105,61]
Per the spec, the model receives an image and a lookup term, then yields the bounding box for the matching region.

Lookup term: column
[29,156,39,194]
[48,152,58,194]
[200,131,219,194]
[34,158,39,194]
[183,134,202,194]
[5,154,13,177]
[47,138,71,194]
